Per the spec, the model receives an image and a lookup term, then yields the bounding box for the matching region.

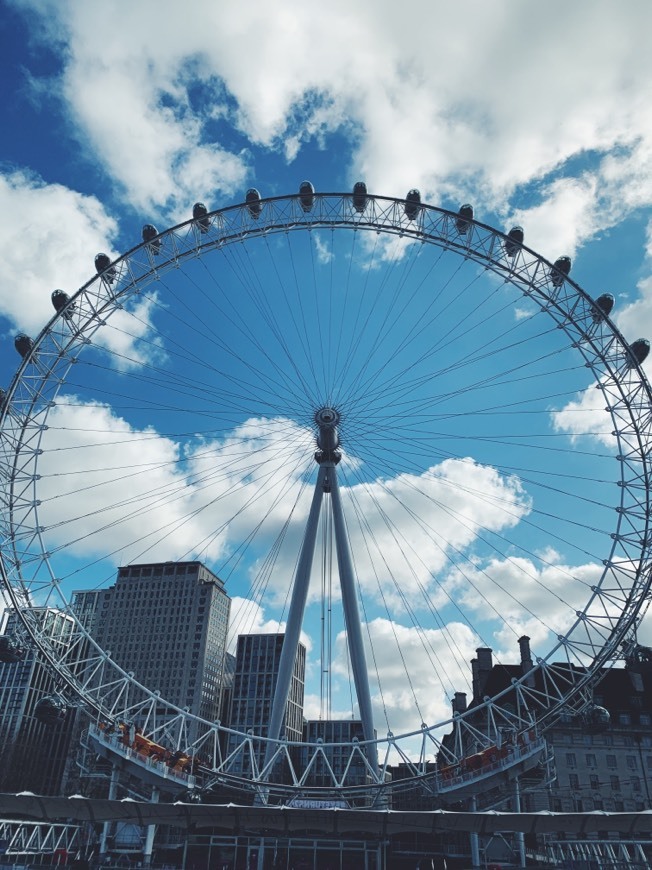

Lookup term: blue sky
[2,0,652,735]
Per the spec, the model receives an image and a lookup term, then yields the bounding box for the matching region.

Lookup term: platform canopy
[3,794,652,837]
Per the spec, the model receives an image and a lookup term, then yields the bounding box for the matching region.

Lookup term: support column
[329,466,378,775]
[513,775,526,868]
[99,765,119,857]
[261,406,379,795]
[469,795,480,869]
[256,837,265,870]
[143,786,159,866]
[263,464,328,767]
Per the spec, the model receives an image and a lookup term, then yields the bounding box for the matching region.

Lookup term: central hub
[315,407,340,428]
[315,406,341,461]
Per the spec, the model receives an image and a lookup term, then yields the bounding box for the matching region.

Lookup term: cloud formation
[0,170,118,336]
[12,0,652,244]
[331,617,481,735]
[5,0,652,738]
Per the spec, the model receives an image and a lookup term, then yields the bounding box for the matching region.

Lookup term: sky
[1,0,652,742]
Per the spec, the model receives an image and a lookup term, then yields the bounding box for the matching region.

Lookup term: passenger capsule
[35,696,67,726]
[95,253,116,284]
[14,334,34,359]
[0,635,26,663]
[299,181,315,213]
[550,256,571,287]
[51,289,73,320]
[629,338,650,366]
[176,788,202,803]
[0,388,6,412]
[245,188,262,219]
[142,224,161,255]
[592,293,615,322]
[352,181,368,213]
[193,202,210,233]
[456,203,474,235]
[404,189,421,221]
[504,226,524,258]
[582,704,610,733]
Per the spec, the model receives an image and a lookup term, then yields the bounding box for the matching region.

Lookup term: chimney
[471,658,480,699]
[519,635,535,686]
[519,636,533,671]
[475,647,493,697]
[452,692,467,715]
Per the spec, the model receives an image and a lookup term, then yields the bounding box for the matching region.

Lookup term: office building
[72,561,231,724]
[227,633,305,774]
[297,719,368,797]
[0,608,76,794]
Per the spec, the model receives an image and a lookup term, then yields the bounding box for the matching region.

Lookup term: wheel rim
[1,191,651,800]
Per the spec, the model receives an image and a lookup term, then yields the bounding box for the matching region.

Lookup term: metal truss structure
[546,838,651,869]
[1,191,651,801]
[0,820,81,856]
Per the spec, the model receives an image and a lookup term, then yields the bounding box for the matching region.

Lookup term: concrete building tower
[72,561,231,723]
[0,608,76,794]
[227,633,305,771]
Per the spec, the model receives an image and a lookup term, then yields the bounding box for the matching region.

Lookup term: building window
[607,754,617,769]
[619,713,632,725]
[632,776,641,792]
[569,773,579,790]
[640,714,651,726]
[626,755,637,770]
[611,775,620,791]
[590,774,599,790]
[566,753,576,768]
[586,753,596,767]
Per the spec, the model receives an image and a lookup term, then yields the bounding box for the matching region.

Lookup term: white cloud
[508,176,598,262]
[226,596,312,655]
[507,139,652,261]
[339,458,531,610]
[0,170,162,366]
[614,275,652,357]
[302,693,353,722]
[33,402,315,573]
[236,456,531,613]
[332,617,481,734]
[28,400,537,708]
[550,380,615,446]
[12,0,652,238]
[444,554,604,659]
[227,598,282,652]
[0,170,118,337]
[312,233,333,265]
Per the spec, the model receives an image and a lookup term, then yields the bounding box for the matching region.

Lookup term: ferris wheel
[1,186,651,803]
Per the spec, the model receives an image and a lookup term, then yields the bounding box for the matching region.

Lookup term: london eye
[1,187,651,804]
